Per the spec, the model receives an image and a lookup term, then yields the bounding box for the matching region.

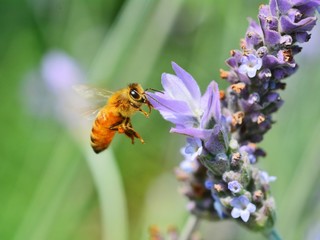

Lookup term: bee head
[128,83,152,115]
[128,83,147,103]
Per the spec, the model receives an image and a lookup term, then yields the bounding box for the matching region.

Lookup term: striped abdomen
[90,110,123,153]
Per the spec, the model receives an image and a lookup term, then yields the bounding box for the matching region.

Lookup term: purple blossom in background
[41,51,85,92]
[23,50,86,128]
[147,0,320,238]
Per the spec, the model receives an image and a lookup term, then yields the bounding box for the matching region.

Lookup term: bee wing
[73,84,113,100]
[73,84,114,119]
[78,107,103,120]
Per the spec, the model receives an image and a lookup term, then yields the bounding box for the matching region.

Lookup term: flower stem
[178,215,200,240]
[263,229,282,240]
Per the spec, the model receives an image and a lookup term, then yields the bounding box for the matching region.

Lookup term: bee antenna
[144,88,164,94]
[144,92,176,113]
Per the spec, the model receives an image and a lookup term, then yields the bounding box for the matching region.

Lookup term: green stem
[178,215,200,240]
[263,229,282,240]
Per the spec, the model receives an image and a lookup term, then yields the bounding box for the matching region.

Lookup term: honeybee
[74,83,153,153]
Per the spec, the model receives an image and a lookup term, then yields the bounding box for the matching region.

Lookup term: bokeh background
[1,0,320,239]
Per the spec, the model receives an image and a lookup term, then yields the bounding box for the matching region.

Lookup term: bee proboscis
[74,83,153,154]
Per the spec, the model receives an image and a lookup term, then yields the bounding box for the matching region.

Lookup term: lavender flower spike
[149,0,320,239]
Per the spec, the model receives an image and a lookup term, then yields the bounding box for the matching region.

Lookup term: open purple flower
[179,138,202,173]
[259,171,277,184]
[238,54,262,78]
[230,195,256,222]
[147,62,202,127]
[147,62,222,139]
[228,180,242,194]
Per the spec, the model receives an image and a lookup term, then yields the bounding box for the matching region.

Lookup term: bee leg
[124,128,145,144]
[139,108,149,118]
[123,118,145,144]
[124,130,136,144]
[109,120,126,132]
[146,100,153,113]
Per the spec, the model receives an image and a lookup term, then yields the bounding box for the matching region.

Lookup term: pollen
[231,83,246,93]
[240,39,247,50]
[232,111,245,126]
[220,69,229,79]
[214,183,224,192]
[248,142,257,149]
[247,31,254,38]
[175,168,189,181]
[232,152,241,161]
[219,90,226,100]
[266,16,273,24]
[257,114,265,124]
[283,49,293,62]
[253,190,264,202]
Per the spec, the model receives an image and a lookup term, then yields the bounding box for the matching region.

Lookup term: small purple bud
[257,46,268,57]
[248,93,260,105]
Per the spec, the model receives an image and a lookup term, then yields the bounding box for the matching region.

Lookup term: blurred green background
[1,0,320,239]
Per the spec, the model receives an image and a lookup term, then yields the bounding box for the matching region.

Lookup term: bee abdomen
[90,116,116,154]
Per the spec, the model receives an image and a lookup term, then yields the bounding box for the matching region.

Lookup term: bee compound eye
[130,89,140,100]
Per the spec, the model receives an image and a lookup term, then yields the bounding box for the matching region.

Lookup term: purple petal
[280,35,293,45]
[246,19,264,48]
[248,18,263,35]
[276,0,292,14]
[247,68,257,78]
[171,62,201,102]
[240,210,250,222]
[161,72,201,116]
[231,208,241,219]
[146,92,190,114]
[204,125,227,154]
[236,71,251,84]
[280,15,317,33]
[238,64,248,75]
[269,0,278,16]
[225,50,243,68]
[293,0,320,8]
[266,92,279,102]
[258,10,281,45]
[201,81,221,127]
[226,57,238,68]
[247,203,257,213]
[259,4,271,16]
[238,195,250,206]
[168,116,201,128]
[170,127,212,140]
[295,32,311,43]
[262,54,284,68]
[247,54,256,62]
[214,201,225,219]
